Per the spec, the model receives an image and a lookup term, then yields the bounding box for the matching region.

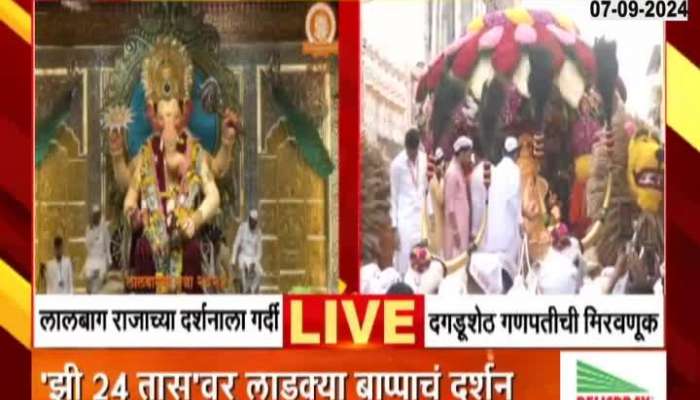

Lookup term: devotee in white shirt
[231,209,263,294]
[454,137,523,294]
[83,205,111,294]
[361,263,402,294]
[43,236,74,294]
[390,128,427,276]
[481,137,523,273]
[361,218,401,294]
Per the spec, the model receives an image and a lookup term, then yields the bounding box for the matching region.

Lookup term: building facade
[361,39,414,158]
[646,44,663,130]
[425,0,520,62]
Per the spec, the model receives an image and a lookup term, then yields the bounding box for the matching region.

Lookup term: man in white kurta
[360,262,402,294]
[360,214,401,294]
[482,137,523,276]
[84,205,112,294]
[44,236,74,294]
[231,209,263,293]
[390,129,427,276]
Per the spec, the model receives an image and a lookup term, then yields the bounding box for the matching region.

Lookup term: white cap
[453,136,473,153]
[249,209,258,220]
[434,147,444,162]
[92,204,101,213]
[504,136,518,153]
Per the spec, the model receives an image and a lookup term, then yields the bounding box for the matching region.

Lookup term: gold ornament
[141,36,193,105]
[101,104,133,132]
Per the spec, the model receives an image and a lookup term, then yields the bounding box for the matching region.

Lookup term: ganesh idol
[103,36,239,293]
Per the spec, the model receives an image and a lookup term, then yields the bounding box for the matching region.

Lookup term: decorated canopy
[413,7,631,168]
[416,8,596,110]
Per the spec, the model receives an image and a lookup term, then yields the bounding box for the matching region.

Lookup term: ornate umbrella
[416,8,598,162]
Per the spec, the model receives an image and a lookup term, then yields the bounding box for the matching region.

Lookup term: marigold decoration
[505,7,534,25]
[467,16,485,33]
[491,24,520,75]
[554,13,577,33]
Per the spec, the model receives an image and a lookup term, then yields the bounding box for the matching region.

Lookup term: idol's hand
[182,210,204,239]
[126,207,143,230]
[109,127,125,157]
[182,217,196,239]
[221,108,240,147]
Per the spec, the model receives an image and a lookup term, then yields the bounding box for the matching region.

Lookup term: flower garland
[138,134,205,285]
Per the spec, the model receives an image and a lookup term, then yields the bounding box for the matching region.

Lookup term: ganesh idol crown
[103,35,240,294]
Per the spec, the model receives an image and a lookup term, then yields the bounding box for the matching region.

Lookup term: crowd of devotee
[361,122,664,296]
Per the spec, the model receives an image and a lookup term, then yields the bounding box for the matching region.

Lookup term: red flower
[534,24,565,72]
[491,24,521,75]
[425,53,446,91]
[451,34,482,79]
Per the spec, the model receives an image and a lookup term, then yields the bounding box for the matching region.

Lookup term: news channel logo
[561,351,666,400]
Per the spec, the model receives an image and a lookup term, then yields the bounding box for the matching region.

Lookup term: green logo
[577,360,647,394]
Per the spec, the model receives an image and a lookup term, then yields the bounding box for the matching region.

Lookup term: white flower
[102,105,134,132]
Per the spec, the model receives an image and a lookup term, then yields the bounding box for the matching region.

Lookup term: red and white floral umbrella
[416,8,596,110]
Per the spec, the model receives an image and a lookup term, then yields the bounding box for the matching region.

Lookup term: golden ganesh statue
[517,134,551,261]
[104,37,240,293]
